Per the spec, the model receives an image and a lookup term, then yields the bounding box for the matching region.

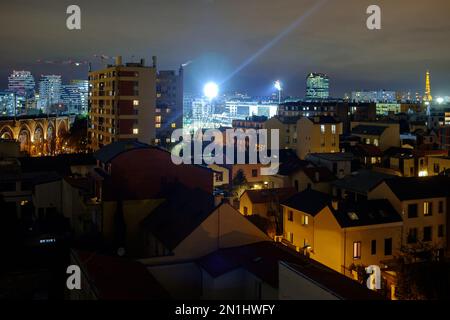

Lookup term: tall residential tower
[87,56,156,150]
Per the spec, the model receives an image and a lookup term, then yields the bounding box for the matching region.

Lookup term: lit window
[374,139,379,147]
[133,100,139,106]
[320,125,325,134]
[155,116,162,123]
[302,215,309,225]
[353,241,361,259]
[332,125,336,134]
[155,123,161,128]
[424,201,432,216]
[171,123,176,129]
[133,128,139,135]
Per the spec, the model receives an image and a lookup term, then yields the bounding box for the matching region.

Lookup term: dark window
[407,228,418,244]
[294,180,299,191]
[408,204,418,218]
[243,207,248,215]
[439,201,444,214]
[371,240,377,255]
[438,225,444,238]
[423,226,432,242]
[333,163,338,174]
[252,169,258,177]
[288,211,293,222]
[434,163,440,173]
[384,238,393,256]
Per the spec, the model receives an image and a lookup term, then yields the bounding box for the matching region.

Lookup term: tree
[394,242,450,300]
[232,169,248,198]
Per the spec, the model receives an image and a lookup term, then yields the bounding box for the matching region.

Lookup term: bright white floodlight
[204,82,219,99]
[274,80,282,104]
[274,80,282,91]
[436,97,444,104]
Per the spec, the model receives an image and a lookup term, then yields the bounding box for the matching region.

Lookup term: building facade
[8,70,35,98]
[38,75,62,113]
[88,56,156,150]
[305,73,329,101]
[155,67,184,145]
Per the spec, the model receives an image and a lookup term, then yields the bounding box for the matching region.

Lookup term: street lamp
[274,80,282,104]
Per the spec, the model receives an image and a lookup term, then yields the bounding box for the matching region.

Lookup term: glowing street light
[274,80,282,104]
[203,82,219,100]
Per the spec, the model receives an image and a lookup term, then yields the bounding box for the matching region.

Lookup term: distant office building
[305,73,329,101]
[38,75,62,112]
[61,80,89,114]
[88,56,157,151]
[0,91,16,116]
[376,103,422,115]
[155,67,184,145]
[192,98,212,122]
[277,101,376,133]
[8,70,35,98]
[226,100,278,119]
[351,90,396,103]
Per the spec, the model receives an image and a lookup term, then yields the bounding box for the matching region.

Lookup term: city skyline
[1,0,450,97]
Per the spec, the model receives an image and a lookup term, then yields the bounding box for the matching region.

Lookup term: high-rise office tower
[38,75,62,112]
[306,73,330,101]
[155,66,184,145]
[61,80,89,114]
[423,70,433,103]
[88,56,156,150]
[8,70,35,98]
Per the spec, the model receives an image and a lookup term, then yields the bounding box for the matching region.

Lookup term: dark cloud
[0,0,449,97]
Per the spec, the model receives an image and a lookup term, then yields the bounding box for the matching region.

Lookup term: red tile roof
[72,250,170,300]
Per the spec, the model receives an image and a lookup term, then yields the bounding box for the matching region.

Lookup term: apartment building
[88,56,156,151]
[350,121,400,151]
[370,176,450,255]
[155,67,184,146]
[281,189,403,275]
[296,116,342,160]
[263,116,299,150]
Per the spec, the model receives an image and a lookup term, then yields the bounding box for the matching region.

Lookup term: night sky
[1,0,450,97]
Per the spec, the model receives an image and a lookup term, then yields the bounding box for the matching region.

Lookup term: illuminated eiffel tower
[423,70,433,103]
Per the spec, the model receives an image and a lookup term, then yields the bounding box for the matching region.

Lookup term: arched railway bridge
[0,115,71,155]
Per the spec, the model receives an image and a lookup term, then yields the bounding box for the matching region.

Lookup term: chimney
[115,56,122,66]
[152,56,157,68]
